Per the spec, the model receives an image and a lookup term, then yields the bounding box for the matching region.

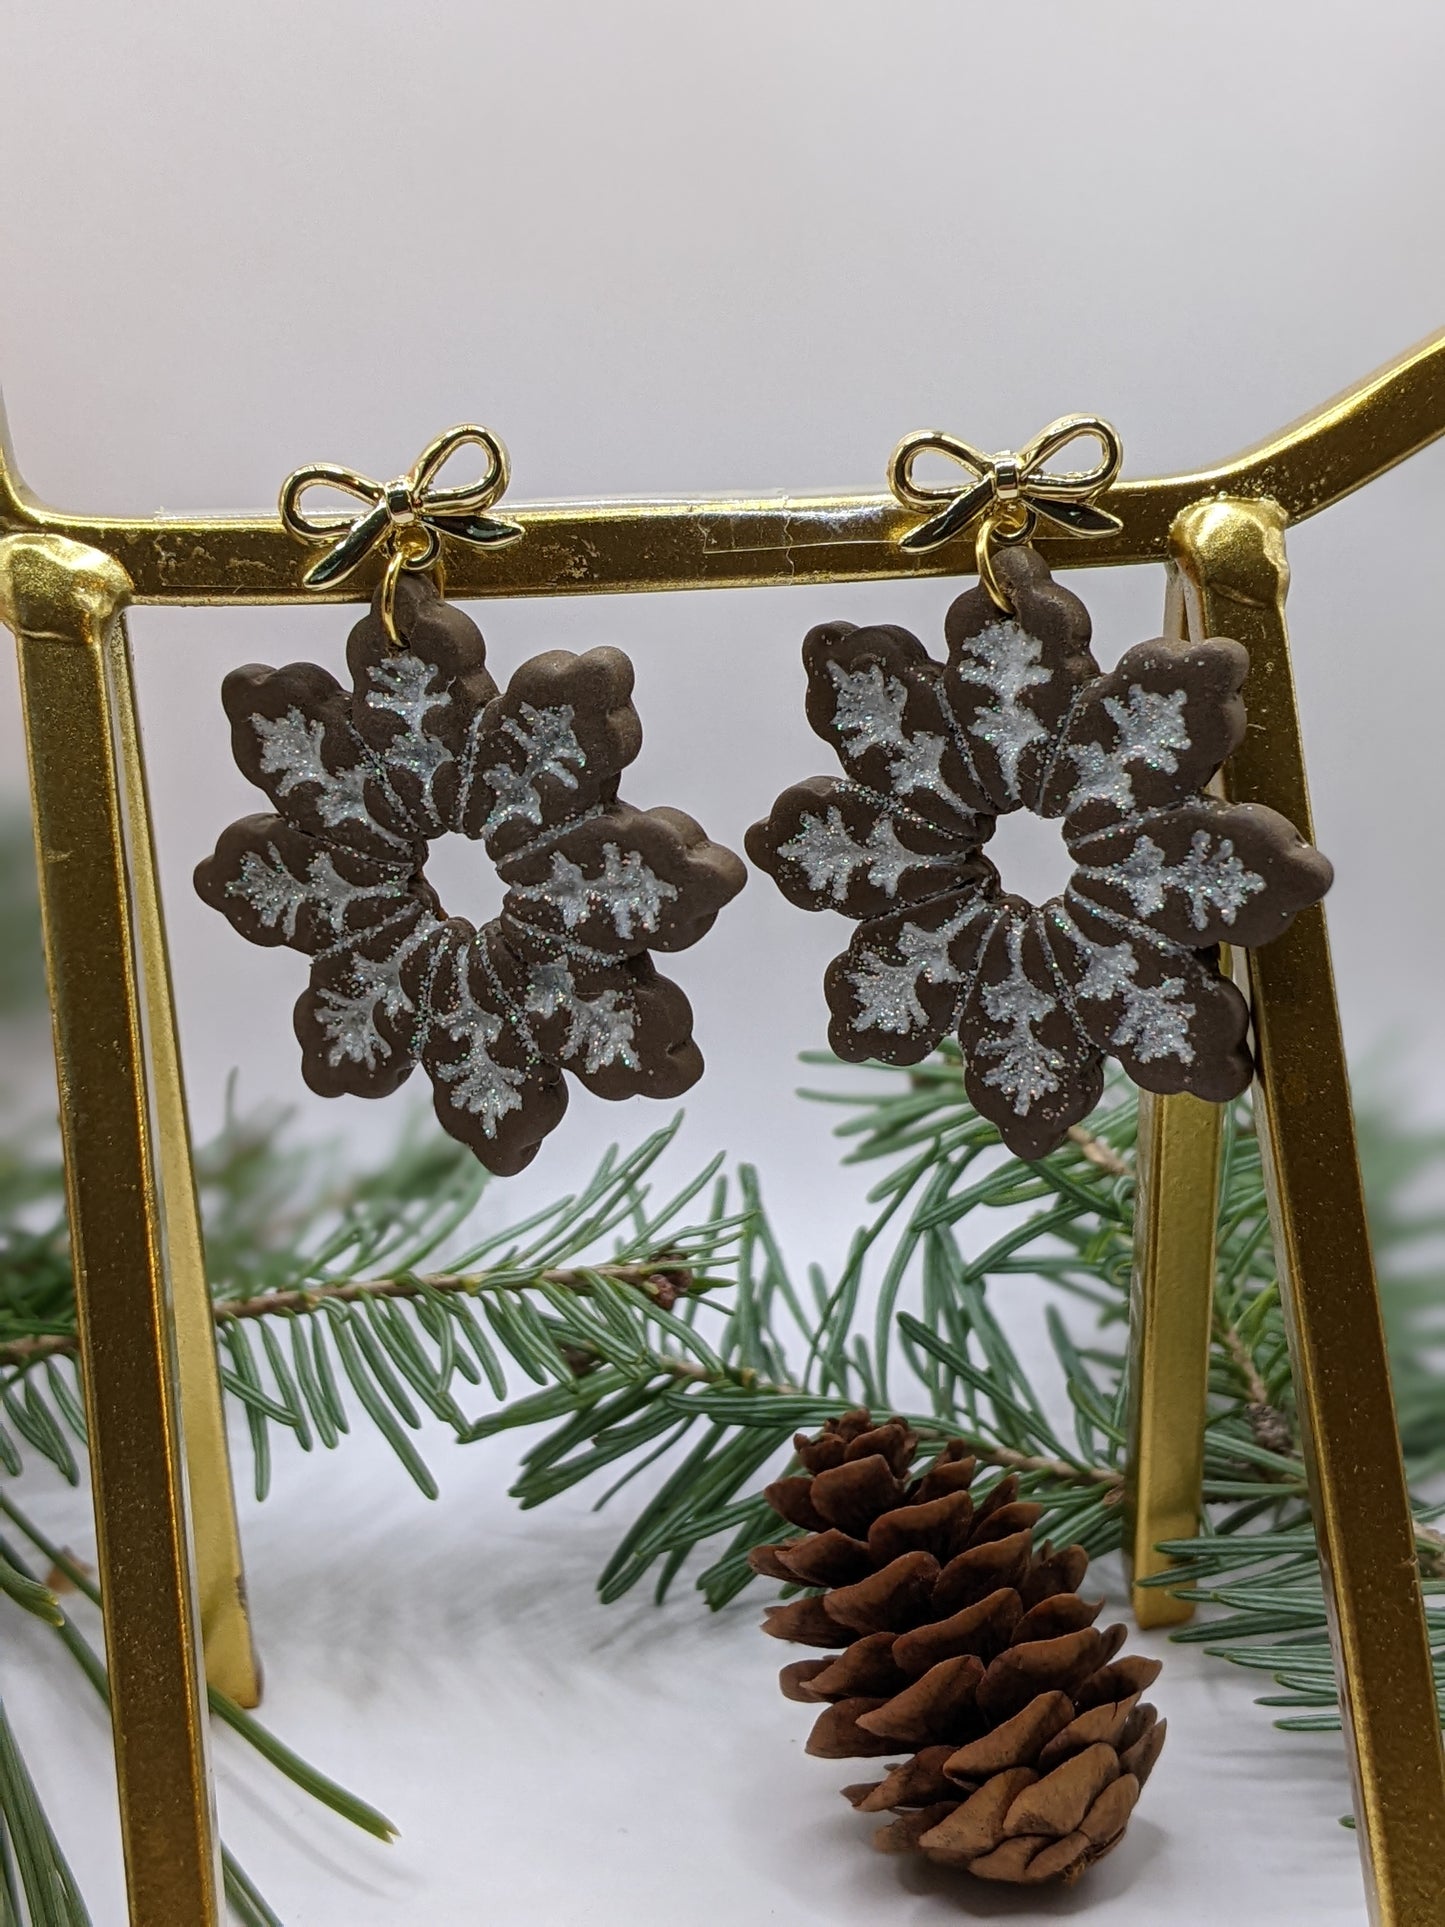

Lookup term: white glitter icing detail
[1086,827,1266,930]
[848,904,981,1034]
[482,703,586,834]
[516,845,678,942]
[253,709,381,837]
[1064,685,1191,815]
[974,920,1063,1114]
[954,619,1051,803]
[829,660,908,746]
[523,959,577,1022]
[778,808,917,902]
[889,731,952,796]
[825,660,958,806]
[226,847,310,939]
[311,919,435,1070]
[437,1025,526,1128]
[1069,928,1195,1064]
[313,978,392,1069]
[432,964,528,1131]
[365,654,450,810]
[227,846,406,941]
[305,852,406,934]
[525,961,639,1073]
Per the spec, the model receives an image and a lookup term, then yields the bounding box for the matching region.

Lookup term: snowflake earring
[747,417,1332,1160]
[196,427,745,1174]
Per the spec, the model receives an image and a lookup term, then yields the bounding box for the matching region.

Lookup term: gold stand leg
[1125,1088,1222,1626]
[1,532,222,1925]
[1172,497,1445,1927]
[110,626,261,1708]
[1124,559,1224,1626]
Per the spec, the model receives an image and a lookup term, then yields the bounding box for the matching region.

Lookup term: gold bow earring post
[279,423,524,643]
[888,413,1124,607]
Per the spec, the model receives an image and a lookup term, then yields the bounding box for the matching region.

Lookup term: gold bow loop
[887,414,1124,559]
[280,424,524,639]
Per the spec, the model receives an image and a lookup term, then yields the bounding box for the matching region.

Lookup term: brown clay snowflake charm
[748,547,1332,1158]
[196,575,745,1173]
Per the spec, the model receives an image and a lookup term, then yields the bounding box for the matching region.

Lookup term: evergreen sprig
[5,780,1445,1913]
[457,1045,1445,1743]
[0,1101,744,1503]
[6,1052,1443,1729]
[0,1081,751,1922]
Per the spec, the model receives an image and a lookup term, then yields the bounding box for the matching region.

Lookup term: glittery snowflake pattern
[749,545,1333,1159]
[197,575,745,1174]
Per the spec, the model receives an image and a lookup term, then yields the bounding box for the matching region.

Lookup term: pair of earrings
[195,421,1331,1173]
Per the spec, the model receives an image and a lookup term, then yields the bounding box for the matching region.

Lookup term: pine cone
[754,1409,1165,1887]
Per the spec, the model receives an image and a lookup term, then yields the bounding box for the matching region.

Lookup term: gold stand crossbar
[5,329,1445,1924]
[5,329,1445,603]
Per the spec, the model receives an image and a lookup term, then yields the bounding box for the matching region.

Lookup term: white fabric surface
[9,1420,1369,1926]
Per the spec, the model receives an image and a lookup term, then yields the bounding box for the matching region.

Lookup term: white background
[3,2,1444,1920]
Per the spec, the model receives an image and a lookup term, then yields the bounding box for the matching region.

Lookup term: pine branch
[0,1108,747,1501]
[0,1496,395,1927]
[0,1692,88,1926]
[1416,1523,1445,1584]
[445,1041,1445,1780]
[516,1343,1122,1488]
[453,1070,1148,1611]
[0,1522,286,1926]
[6,756,1445,1891]
[8,1035,1441,1719]
[0,1256,718,1371]
[1065,1120,1133,1179]
[1213,1303,1296,1455]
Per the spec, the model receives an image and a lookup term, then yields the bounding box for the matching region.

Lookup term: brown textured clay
[749,547,1331,1159]
[197,573,744,1173]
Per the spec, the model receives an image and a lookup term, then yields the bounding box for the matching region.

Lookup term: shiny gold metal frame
[4,328,1445,1925]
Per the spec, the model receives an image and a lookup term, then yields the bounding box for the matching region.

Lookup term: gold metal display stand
[3,330,1445,1923]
